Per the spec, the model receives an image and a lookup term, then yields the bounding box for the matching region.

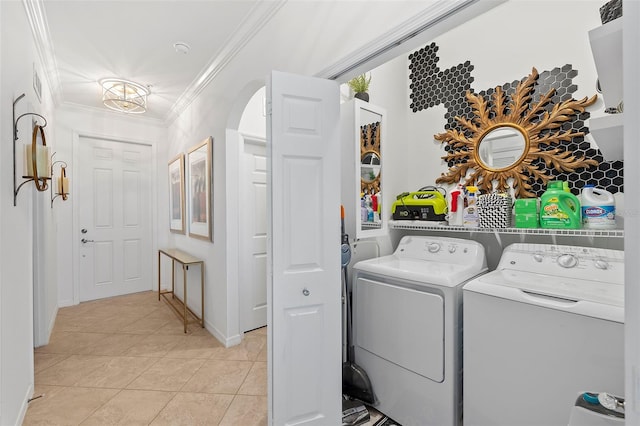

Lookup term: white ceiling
[32,0,496,123]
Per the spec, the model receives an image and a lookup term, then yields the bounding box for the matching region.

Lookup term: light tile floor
[25,291,268,425]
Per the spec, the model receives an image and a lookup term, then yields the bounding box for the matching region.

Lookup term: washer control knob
[594,258,609,270]
[557,254,578,268]
[448,244,457,253]
[428,242,441,253]
[533,252,544,262]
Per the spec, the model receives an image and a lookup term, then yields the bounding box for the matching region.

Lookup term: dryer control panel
[498,243,624,284]
[394,235,486,268]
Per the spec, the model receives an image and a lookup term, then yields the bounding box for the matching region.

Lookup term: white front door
[240,134,268,332]
[267,71,341,425]
[77,136,152,302]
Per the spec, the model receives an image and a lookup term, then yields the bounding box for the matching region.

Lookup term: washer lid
[464,270,624,322]
[354,255,487,287]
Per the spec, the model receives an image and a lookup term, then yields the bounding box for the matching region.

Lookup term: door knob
[302,288,310,296]
[81,238,94,244]
[81,229,88,234]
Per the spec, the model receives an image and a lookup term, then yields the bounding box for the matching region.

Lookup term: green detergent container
[540,181,581,229]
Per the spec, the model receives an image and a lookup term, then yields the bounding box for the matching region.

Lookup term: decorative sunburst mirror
[434,67,598,197]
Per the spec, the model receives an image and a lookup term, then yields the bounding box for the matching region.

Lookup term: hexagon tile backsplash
[409,42,623,196]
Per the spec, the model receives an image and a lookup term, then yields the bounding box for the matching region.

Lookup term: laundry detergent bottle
[539,181,581,229]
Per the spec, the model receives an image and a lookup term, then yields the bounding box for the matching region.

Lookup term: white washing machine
[352,235,487,426]
[463,243,624,426]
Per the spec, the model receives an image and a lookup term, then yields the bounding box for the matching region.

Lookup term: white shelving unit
[589,18,623,109]
[588,18,623,162]
[389,220,624,238]
[589,113,623,161]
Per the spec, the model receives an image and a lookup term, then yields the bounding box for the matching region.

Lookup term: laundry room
[340,1,628,425]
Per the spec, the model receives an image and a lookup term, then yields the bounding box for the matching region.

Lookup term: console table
[158,248,205,333]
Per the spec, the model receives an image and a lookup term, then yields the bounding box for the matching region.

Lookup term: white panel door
[240,135,268,332]
[78,137,152,302]
[267,71,341,425]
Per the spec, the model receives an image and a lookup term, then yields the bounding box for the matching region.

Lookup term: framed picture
[168,153,185,234]
[187,136,213,241]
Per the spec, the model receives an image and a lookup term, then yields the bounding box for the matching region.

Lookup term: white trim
[624,0,640,420]
[16,383,34,426]
[316,0,505,82]
[22,0,63,106]
[165,0,286,124]
[206,318,242,348]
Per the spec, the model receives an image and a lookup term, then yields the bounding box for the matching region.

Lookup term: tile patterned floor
[25,291,267,425]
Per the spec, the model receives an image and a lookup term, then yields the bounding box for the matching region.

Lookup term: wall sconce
[100,78,149,114]
[12,93,49,206]
[50,153,69,207]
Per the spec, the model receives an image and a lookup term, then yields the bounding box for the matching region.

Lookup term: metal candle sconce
[12,93,49,206]
[50,152,70,207]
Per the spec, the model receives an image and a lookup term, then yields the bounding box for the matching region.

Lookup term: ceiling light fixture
[100,78,149,114]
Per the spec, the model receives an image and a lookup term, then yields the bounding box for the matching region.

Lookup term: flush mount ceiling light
[100,78,149,114]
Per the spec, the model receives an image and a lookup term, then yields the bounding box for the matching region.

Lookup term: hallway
[25,291,267,425]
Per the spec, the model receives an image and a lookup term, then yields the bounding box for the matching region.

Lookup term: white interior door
[77,136,152,302]
[267,71,341,425]
[240,135,268,332]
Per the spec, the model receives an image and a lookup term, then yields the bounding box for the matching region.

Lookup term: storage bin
[477,193,512,228]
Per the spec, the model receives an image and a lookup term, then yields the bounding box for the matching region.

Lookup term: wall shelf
[589,113,623,162]
[389,220,624,238]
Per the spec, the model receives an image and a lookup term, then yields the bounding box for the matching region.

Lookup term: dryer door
[354,277,444,382]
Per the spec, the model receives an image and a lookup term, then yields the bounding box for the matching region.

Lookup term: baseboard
[205,319,242,348]
[58,299,75,308]
[46,306,59,343]
[15,383,34,426]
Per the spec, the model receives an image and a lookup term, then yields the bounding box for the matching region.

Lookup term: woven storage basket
[477,193,512,228]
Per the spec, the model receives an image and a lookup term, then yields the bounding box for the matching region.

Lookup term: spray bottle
[448,184,464,226]
[463,186,479,228]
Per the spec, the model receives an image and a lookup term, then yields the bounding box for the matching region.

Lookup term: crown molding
[23,0,63,106]
[165,0,287,124]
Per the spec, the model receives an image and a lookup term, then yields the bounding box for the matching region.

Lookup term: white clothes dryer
[352,235,487,426]
[463,243,624,426]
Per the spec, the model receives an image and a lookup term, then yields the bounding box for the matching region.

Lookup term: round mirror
[476,125,528,171]
[361,151,381,183]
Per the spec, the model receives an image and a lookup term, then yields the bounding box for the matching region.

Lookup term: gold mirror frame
[360,121,381,194]
[435,67,598,198]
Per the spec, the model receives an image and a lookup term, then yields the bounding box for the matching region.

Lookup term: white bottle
[580,185,616,229]
[448,184,464,226]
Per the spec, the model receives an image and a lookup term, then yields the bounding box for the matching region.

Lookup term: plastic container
[580,185,616,229]
[540,181,581,229]
[448,184,464,226]
[463,186,479,228]
[514,198,539,228]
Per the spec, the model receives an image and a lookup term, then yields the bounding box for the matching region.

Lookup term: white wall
[238,87,266,137]
[403,0,604,191]
[165,91,238,345]
[0,1,57,423]
[54,106,166,307]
